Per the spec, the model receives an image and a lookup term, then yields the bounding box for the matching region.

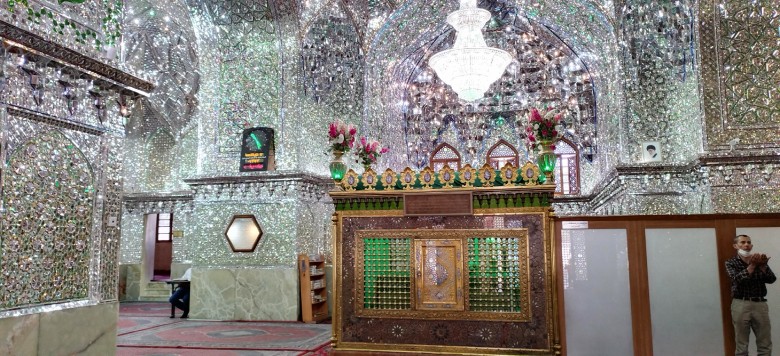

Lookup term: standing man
[726,234,776,356]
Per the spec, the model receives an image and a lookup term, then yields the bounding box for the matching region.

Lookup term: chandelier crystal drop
[428,0,513,102]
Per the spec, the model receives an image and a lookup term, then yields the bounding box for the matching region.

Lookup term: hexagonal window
[224,215,263,253]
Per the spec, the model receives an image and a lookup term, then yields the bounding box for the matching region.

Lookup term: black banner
[239,127,274,172]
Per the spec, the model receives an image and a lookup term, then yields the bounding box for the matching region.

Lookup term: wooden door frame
[153,213,174,277]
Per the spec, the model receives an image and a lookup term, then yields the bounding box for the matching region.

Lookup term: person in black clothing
[169,268,191,318]
[725,234,776,356]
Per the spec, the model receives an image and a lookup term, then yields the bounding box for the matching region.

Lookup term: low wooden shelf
[299,254,329,323]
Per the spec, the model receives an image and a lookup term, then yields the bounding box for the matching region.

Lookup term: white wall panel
[646,228,723,356]
[563,229,633,356]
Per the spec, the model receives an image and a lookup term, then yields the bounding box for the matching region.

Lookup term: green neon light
[250,133,262,149]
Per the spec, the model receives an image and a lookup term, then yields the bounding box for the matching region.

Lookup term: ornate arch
[430,142,461,171]
[486,139,519,169]
[362,0,615,170]
[553,138,580,195]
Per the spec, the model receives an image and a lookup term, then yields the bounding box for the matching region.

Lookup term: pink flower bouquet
[328,120,357,153]
[356,137,389,167]
[525,107,563,150]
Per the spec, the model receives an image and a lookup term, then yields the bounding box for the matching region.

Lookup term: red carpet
[118,302,332,355]
[116,346,304,355]
[117,316,181,335]
[119,302,174,317]
[117,344,331,356]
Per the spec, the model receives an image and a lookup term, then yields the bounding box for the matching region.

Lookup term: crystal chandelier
[429,0,513,102]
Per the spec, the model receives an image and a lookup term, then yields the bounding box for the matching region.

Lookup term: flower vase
[536,142,556,183]
[329,150,347,182]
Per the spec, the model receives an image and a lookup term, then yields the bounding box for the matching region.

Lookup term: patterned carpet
[116,347,306,356]
[120,302,176,317]
[118,302,332,355]
[117,316,181,335]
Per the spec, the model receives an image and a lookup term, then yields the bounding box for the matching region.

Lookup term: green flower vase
[329,150,347,182]
[537,142,556,183]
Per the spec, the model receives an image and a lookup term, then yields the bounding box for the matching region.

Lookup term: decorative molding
[183,171,331,186]
[122,191,195,202]
[183,171,332,202]
[0,21,154,96]
[561,153,779,215]
[122,191,194,214]
[6,105,106,136]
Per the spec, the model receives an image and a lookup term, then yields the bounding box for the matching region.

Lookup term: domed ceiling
[121,0,699,178]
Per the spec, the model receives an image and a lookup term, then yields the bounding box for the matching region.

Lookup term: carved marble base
[0,302,118,355]
[119,264,142,301]
[190,268,299,320]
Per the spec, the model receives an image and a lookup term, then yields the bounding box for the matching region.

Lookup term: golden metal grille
[362,237,412,310]
[355,229,530,321]
[467,237,523,312]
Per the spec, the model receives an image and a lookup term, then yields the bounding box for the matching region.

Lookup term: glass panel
[158,220,171,227]
[467,237,522,312]
[158,213,171,220]
[554,141,576,155]
[363,237,411,310]
[489,157,516,169]
[735,227,780,355]
[563,229,633,356]
[646,228,724,356]
[157,234,170,241]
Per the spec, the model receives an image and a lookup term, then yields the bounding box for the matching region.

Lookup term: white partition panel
[646,228,724,356]
[735,227,780,355]
[563,229,633,356]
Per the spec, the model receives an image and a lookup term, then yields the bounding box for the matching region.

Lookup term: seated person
[169,268,191,318]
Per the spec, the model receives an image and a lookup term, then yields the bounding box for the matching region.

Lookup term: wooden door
[152,213,173,279]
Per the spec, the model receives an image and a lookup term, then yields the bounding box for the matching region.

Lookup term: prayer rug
[119,302,173,317]
[116,347,303,356]
[116,321,332,351]
[117,316,182,336]
[300,342,332,356]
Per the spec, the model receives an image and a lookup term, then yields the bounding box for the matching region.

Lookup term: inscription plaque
[404,192,473,216]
